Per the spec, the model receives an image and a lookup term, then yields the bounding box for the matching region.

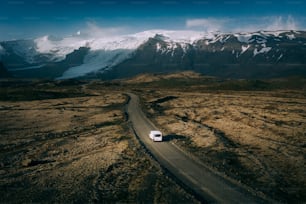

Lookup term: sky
[0,0,306,40]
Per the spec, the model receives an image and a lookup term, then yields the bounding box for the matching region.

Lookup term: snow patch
[234,33,252,43]
[241,45,250,54]
[277,54,283,61]
[286,34,295,40]
[156,42,167,54]
[156,43,162,51]
[180,43,190,53]
[221,35,231,43]
[234,32,272,44]
[253,47,272,56]
[208,34,224,44]
[140,30,205,44]
[262,30,287,37]
[156,42,182,55]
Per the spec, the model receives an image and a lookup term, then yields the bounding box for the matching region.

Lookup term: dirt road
[127,93,267,203]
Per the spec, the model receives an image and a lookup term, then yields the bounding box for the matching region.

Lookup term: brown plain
[0,83,196,203]
[1,73,305,203]
[142,89,306,203]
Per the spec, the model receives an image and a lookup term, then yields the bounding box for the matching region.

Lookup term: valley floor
[0,81,196,203]
[139,88,306,203]
[0,76,305,203]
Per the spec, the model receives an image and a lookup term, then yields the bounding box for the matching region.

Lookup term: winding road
[126,93,266,203]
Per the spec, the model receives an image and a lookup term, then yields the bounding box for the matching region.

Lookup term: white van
[149,130,163,142]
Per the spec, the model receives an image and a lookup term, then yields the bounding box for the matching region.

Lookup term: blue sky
[0,0,306,40]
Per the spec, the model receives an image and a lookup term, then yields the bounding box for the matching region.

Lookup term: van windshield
[155,134,161,137]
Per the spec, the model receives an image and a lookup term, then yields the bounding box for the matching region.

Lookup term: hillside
[0,62,10,78]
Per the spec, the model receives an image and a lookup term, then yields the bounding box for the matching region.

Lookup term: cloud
[80,22,127,38]
[234,15,301,32]
[186,18,229,32]
[265,15,298,30]
[186,15,304,32]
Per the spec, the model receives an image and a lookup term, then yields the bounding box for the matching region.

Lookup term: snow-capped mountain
[0,30,306,79]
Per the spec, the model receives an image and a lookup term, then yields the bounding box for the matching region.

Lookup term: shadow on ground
[163,134,186,142]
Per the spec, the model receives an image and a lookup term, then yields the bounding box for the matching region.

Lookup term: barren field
[1,75,305,203]
[0,81,196,203]
[140,89,306,203]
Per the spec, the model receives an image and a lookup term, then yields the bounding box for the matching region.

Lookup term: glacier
[35,35,89,61]
[58,49,135,79]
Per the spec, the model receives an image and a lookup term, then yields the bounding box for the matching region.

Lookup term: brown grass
[124,71,204,83]
[0,83,197,203]
[141,89,306,203]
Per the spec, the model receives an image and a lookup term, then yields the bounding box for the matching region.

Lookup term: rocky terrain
[0,80,196,203]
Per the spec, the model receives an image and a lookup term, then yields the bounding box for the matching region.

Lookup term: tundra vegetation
[0,79,196,203]
[0,72,305,203]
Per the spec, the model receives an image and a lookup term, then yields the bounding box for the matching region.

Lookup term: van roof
[150,130,162,134]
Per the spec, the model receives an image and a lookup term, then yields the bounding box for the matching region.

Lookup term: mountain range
[0,30,305,79]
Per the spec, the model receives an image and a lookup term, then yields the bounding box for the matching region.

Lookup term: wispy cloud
[185,15,304,32]
[232,15,301,32]
[81,22,127,38]
[265,16,298,30]
[186,18,230,32]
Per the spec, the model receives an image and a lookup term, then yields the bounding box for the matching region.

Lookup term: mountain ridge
[1,30,306,79]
